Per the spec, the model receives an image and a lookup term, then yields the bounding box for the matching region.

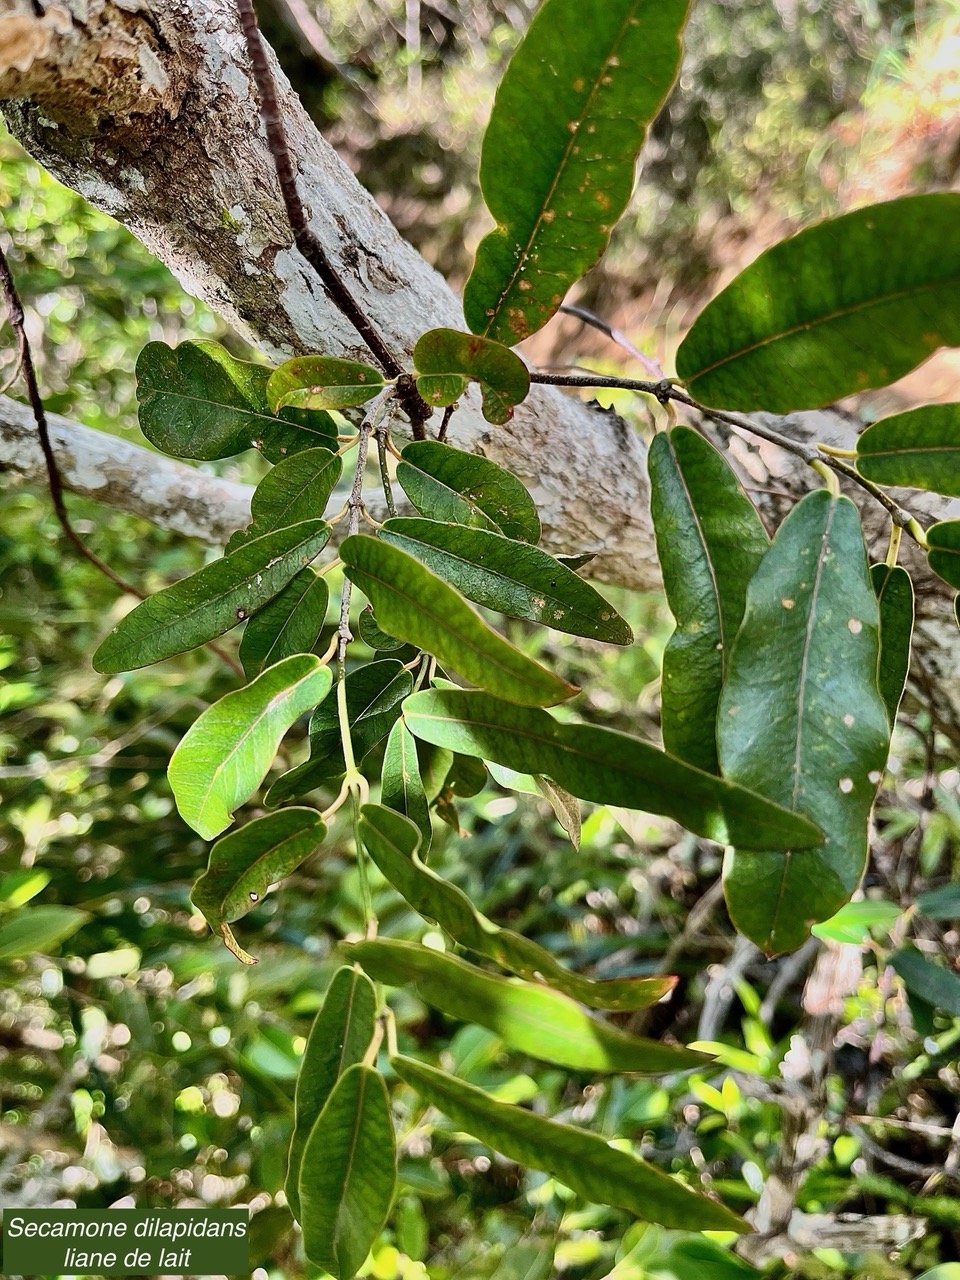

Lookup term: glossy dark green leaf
[228,448,342,550]
[380,723,432,854]
[397,441,540,543]
[871,563,914,722]
[93,521,330,673]
[267,355,385,412]
[648,426,769,772]
[392,1055,745,1232]
[348,938,701,1072]
[299,1064,396,1279]
[379,518,632,645]
[676,194,960,412]
[891,946,960,1015]
[0,906,90,961]
[261,404,341,463]
[718,492,891,954]
[463,0,691,345]
[137,340,276,460]
[192,808,326,963]
[169,655,333,839]
[286,966,377,1222]
[136,340,336,461]
[856,405,960,497]
[359,804,672,1011]
[340,537,577,707]
[927,521,960,589]
[266,659,413,804]
[443,752,488,798]
[238,570,329,679]
[413,328,531,424]
[403,688,823,851]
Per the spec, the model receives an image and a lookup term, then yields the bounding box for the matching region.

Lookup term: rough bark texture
[0,0,656,592]
[0,0,959,734]
[0,392,253,543]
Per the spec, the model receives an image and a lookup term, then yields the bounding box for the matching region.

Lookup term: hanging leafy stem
[26,0,959,1264]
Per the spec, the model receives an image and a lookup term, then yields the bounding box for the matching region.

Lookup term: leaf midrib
[480,2,642,336]
[689,273,960,384]
[192,669,324,831]
[383,526,620,637]
[347,553,568,698]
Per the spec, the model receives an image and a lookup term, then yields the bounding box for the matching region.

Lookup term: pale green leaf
[169,655,333,839]
[0,906,90,961]
[340,536,578,707]
[402,687,823,851]
[392,1055,745,1232]
[347,937,704,1072]
[359,804,673,1011]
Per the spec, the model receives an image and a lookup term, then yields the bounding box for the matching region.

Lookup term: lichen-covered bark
[0,0,657,590]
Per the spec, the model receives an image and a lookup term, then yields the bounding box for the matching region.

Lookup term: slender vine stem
[377,421,398,518]
[337,387,396,676]
[530,369,929,544]
[437,403,455,442]
[0,239,245,676]
[0,241,142,596]
[236,0,398,376]
[235,0,431,436]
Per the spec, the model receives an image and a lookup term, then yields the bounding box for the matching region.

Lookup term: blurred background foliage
[2,2,960,1278]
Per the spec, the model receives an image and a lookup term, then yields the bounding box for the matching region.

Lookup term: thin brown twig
[235,0,432,438]
[559,303,665,379]
[530,370,927,544]
[236,0,399,377]
[0,239,244,678]
[0,240,143,597]
[851,1122,960,1185]
[437,402,455,442]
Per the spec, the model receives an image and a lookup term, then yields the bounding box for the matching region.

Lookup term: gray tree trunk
[1,0,958,735]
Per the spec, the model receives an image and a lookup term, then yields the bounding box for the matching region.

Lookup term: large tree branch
[0,392,253,543]
[2,0,960,739]
[0,0,657,591]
